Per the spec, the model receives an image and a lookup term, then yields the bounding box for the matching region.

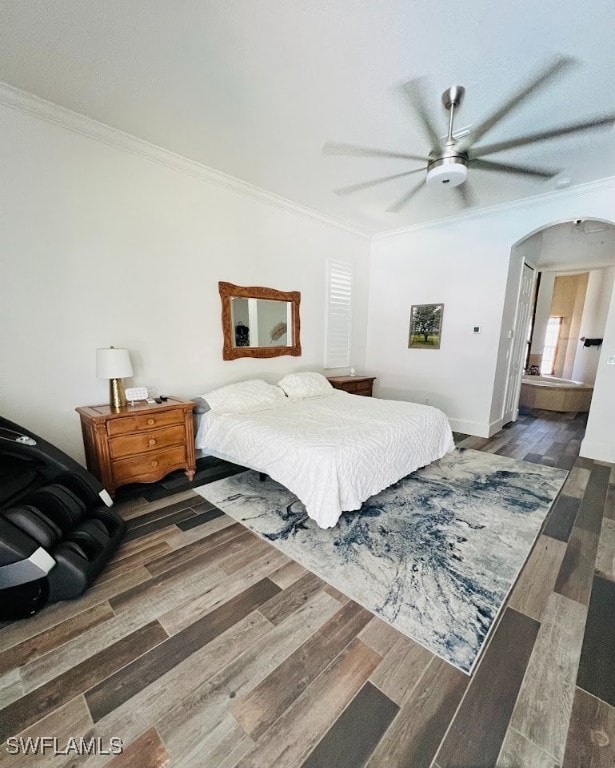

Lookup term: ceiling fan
[323,56,615,212]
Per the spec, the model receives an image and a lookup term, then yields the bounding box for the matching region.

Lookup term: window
[541,316,562,375]
[325,260,353,368]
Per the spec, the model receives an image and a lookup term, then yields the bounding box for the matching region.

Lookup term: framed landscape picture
[409,303,444,349]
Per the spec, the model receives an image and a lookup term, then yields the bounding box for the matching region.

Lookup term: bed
[195,374,455,529]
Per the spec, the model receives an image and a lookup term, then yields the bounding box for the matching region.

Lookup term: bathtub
[519,375,593,412]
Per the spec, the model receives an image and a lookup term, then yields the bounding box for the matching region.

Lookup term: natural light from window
[541,316,562,375]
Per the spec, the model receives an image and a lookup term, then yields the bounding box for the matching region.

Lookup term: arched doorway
[501,217,615,438]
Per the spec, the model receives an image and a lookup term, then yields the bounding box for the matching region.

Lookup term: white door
[503,263,535,424]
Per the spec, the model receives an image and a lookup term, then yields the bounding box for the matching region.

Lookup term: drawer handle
[148,438,157,446]
[147,418,155,426]
[151,460,159,468]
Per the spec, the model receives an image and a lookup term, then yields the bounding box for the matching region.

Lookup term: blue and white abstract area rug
[195,448,567,674]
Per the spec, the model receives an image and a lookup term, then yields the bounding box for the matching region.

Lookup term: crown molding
[0,82,369,239]
[373,175,615,240]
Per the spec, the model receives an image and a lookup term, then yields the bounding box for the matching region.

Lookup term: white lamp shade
[96,347,133,379]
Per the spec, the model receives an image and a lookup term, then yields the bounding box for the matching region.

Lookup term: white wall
[366,179,615,440]
[572,267,615,384]
[0,104,370,461]
[367,226,508,436]
[582,277,615,462]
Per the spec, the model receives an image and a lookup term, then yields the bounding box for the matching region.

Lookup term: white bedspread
[195,391,455,528]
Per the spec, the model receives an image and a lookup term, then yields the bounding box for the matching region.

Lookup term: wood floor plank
[497,727,560,768]
[0,602,114,676]
[105,727,170,768]
[301,682,399,768]
[19,602,176,693]
[107,528,175,564]
[0,567,151,655]
[508,535,568,622]
[86,578,280,723]
[176,719,252,768]
[543,494,581,542]
[562,687,615,768]
[235,638,381,768]
[109,551,228,618]
[125,496,200,530]
[119,489,199,520]
[554,526,600,606]
[508,592,587,763]
[177,504,225,531]
[0,669,22,708]
[321,583,349,603]
[76,610,277,765]
[216,537,278,575]
[231,601,372,740]
[0,621,167,742]
[268,560,308,589]
[369,634,433,705]
[258,572,324,625]
[217,732,255,768]
[435,608,540,768]
[156,591,342,767]
[575,466,611,534]
[97,541,173,582]
[158,550,289,635]
[595,518,615,582]
[576,576,615,708]
[144,522,245,576]
[365,658,468,768]
[122,507,198,542]
[358,616,405,657]
[0,696,92,767]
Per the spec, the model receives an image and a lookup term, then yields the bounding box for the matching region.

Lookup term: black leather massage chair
[0,416,126,620]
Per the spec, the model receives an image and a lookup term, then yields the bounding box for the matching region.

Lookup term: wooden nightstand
[76,397,196,496]
[327,375,377,397]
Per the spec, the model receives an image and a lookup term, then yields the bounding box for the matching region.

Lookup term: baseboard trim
[579,439,615,463]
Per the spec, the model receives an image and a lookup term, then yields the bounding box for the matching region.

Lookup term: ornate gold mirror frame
[219,281,302,360]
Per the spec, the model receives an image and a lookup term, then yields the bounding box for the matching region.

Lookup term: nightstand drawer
[106,409,184,436]
[111,445,187,486]
[347,381,373,396]
[108,425,186,460]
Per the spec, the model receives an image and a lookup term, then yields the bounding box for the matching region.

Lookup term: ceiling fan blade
[462,55,577,149]
[454,183,477,207]
[470,158,559,178]
[323,142,428,163]
[470,113,615,158]
[400,78,444,153]
[386,179,426,213]
[334,168,427,196]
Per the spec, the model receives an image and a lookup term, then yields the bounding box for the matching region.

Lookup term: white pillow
[202,379,286,413]
[277,372,333,399]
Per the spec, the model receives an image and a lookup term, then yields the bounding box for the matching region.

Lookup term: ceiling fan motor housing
[426,155,468,187]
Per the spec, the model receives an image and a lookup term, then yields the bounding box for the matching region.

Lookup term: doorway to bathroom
[503,218,615,433]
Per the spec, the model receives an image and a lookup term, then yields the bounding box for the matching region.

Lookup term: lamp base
[109,378,127,410]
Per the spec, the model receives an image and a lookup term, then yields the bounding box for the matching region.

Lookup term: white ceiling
[1,0,614,234]
[529,219,615,271]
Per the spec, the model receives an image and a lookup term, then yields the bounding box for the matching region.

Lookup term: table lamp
[96,347,134,409]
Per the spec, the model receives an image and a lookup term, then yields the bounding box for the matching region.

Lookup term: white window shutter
[325,260,353,368]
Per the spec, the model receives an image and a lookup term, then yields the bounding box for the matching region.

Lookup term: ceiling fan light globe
[426,160,467,188]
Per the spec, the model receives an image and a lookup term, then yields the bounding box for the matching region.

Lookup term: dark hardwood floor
[1,408,614,767]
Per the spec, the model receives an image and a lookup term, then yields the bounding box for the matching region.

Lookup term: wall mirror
[219,281,301,360]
